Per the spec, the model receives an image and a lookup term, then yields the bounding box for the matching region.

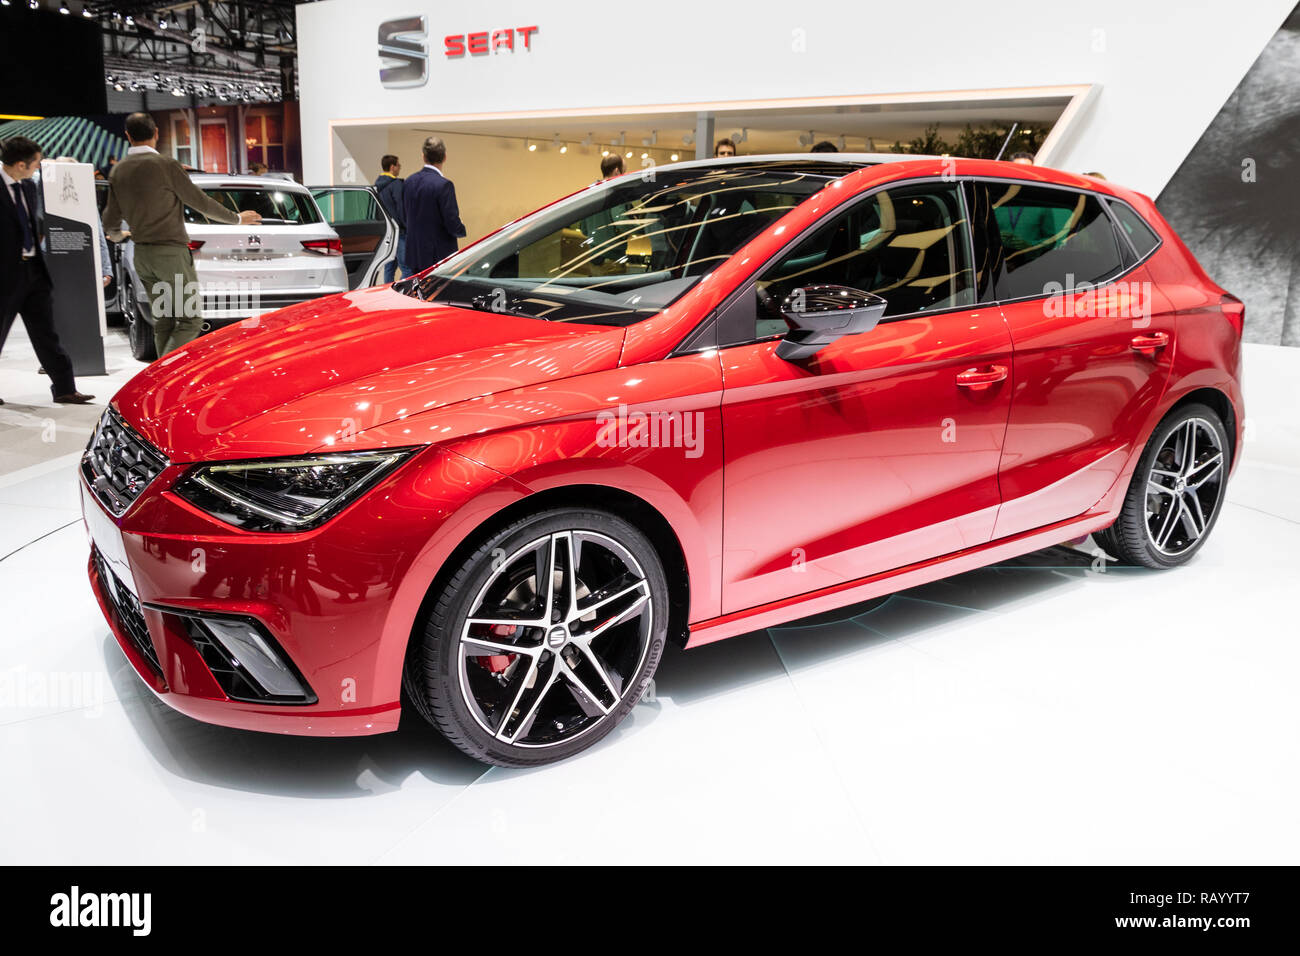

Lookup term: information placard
[40,160,107,376]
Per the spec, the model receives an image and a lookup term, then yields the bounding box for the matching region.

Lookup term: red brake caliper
[477,624,518,674]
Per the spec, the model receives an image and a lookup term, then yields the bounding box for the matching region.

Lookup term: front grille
[94,549,162,677]
[82,408,169,516]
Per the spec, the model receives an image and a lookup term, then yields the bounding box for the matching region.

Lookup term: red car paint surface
[83,157,1243,735]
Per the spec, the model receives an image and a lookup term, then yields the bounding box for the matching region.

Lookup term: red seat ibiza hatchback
[82,155,1243,766]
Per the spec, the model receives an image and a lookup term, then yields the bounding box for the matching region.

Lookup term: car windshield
[183,187,323,226]
[396,163,844,326]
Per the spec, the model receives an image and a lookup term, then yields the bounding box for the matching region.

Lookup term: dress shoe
[53,392,95,405]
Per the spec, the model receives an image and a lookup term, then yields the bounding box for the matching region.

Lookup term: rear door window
[313,188,384,225]
[986,183,1125,300]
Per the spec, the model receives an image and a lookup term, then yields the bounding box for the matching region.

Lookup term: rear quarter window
[1107,200,1161,259]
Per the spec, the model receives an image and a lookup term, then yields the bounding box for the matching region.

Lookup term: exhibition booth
[298,1,1277,239]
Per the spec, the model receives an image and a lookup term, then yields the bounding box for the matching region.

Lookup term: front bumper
[80,438,519,737]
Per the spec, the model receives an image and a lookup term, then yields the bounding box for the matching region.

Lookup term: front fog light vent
[177,613,316,704]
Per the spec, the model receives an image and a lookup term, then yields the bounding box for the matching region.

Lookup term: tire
[1095,402,1230,569]
[405,508,668,767]
[124,276,157,362]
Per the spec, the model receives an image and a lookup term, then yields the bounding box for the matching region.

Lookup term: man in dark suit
[0,136,93,405]
[402,137,466,273]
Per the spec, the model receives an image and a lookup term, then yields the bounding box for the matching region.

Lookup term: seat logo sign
[378,15,429,89]
[380,16,540,87]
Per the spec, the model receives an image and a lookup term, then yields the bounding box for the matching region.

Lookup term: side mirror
[774,285,888,361]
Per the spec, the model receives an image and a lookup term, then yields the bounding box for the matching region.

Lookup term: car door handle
[955,365,1009,388]
[1130,331,1170,353]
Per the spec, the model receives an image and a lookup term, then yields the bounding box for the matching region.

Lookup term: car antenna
[994,122,1020,161]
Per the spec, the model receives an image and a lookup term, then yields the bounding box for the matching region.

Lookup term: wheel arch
[1092,378,1240,521]
[405,483,694,679]
[1164,386,1238,465]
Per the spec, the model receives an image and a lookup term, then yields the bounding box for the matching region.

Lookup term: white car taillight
[301,238,343,256]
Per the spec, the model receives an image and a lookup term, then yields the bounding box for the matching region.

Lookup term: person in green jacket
[101,113,261,357]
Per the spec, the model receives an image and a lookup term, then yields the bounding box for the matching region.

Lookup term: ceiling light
[601,149,609,157]
[670,153,679,162]
[159,18,168,29]
[559,145,567,154]
[59,4,70,14]
[625,150,632,158]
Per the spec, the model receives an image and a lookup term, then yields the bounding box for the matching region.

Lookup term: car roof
[187,172,310,191]
[654,153,1124,195]
[654,152,940,177]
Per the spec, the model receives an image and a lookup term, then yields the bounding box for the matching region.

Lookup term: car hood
[113,285,626,462]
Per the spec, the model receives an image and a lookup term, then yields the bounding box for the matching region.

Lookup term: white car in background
[110,174,396,360]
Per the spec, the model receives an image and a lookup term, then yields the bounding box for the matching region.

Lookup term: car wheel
[124,276,157,362]
[405,508,668,766]
[1096,402,1230,569]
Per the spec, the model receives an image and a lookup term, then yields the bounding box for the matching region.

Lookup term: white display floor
[1,328,1297,864]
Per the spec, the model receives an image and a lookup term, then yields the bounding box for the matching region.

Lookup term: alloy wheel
[457,530,653,749]
[1144,417,1225,556]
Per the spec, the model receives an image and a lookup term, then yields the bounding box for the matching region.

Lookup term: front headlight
[173,448,417,532]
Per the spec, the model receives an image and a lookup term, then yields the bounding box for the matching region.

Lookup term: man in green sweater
[101,113,261,357]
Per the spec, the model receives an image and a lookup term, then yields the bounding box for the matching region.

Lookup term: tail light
[1220,293,1244,336]
[301,238,342,256]
[187,240,205,252]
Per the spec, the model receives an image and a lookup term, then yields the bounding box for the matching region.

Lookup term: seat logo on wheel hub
[547,625,569,648]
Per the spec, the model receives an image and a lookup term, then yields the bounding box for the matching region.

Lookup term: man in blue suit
[403,137,466,273]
